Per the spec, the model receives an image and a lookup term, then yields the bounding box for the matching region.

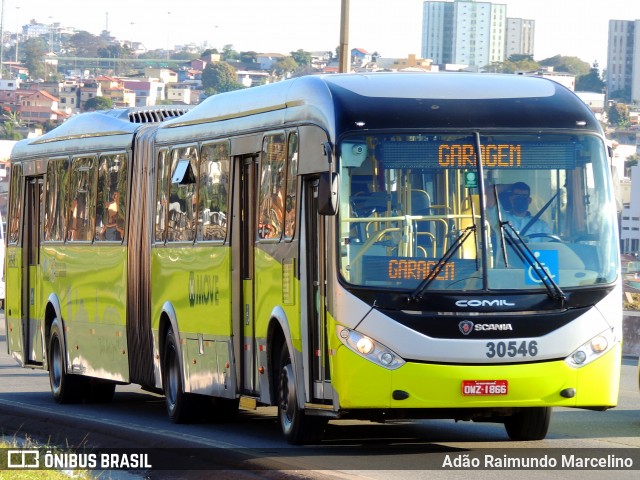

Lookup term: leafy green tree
[22,37,48,79]
[201,48,220,58]
[539,55,590,76]
[576,62,605,93]
[290,50,311,67]
[84,96,113,111]
[221,45,239,61]
[484,55,539,74]
[608,103,629,127]
[273,57,298,76]
[0,110,23,140]
[201,62,243,93]
[63,31,107,58]
[239,51,258,64]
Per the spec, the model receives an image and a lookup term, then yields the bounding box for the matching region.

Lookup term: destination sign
[361,256,479,286]
[379,141,578,170]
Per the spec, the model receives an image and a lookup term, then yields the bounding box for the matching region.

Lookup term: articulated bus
[4,73,621,444]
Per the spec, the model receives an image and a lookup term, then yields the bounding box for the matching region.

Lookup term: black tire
[163,329,198,423]
[48,318,86,404]
[277,345,327,445]
[504,407,552,441]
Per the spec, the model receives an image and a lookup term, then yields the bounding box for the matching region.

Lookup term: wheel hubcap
[280,363,296,430]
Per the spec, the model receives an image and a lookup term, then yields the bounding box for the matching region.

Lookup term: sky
[4,0,640,69]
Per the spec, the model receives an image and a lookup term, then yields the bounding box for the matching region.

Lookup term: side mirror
[318,172,339,216]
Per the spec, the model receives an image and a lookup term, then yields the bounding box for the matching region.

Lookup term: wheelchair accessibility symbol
[525,250,559,285]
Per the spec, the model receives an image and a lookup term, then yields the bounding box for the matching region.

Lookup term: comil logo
[455,299,515,308]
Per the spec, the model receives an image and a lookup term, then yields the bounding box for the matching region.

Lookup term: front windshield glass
[337,133,618,292]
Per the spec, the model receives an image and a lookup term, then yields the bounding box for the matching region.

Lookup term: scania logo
[458,321,514,335]
[455,299,516,307]
[459,320,474,335]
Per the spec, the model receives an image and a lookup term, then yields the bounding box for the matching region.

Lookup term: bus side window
[8,164,23,244]
[95,153,127,242]
[198,141,230,242]
[283,131,298,240]
[155,150,170,243]
[67,157,96,242]
[43,158,69,242]
[258,134,286,240]
[167,146,197,243]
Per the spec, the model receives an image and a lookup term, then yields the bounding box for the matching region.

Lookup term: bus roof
[10,106,193,161]
[158,72,602,139]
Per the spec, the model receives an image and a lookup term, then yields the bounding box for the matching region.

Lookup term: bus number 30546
[486,340,538,358]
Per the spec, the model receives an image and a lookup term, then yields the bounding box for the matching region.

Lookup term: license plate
[462,380,508,396]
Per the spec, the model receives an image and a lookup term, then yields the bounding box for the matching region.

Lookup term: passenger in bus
[488,181,550,239]
[101,191,123,241]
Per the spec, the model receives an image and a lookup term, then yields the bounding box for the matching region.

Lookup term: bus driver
[488,181,551,238]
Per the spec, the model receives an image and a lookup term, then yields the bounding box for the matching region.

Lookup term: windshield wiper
[501,222,566,303]
[409,224,476,302]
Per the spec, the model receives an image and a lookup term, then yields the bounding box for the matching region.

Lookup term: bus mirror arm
[318,172,339,216]
[323,141,333,164]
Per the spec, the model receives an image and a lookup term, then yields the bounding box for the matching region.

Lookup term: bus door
[23,177,44,365]
[307,178,332,401]
[240,156,258,394]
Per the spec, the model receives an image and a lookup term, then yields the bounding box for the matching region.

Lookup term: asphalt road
[1,313,639,480]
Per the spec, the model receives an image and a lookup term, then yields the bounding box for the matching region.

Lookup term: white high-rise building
[607,19,640,102]
[421,0,504,67]
[505,18,535,58]
[422,1,532,68]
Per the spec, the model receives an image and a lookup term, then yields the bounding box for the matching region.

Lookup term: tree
[84,96,113,111]
[273,57,298,76]
[63,31,107,58]
[221,44,239,61]
[290,50,311,67]
[201,62,243,93]
[22,37,48,80]
[539,55,590,76]
[484,55,539,74]
[239,51,258,64]
[608,103,629,127]
[0,110,23,140]
[576,62,605,93]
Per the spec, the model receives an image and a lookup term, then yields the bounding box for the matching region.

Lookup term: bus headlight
[336,326,405,370]
[565,330,616,368]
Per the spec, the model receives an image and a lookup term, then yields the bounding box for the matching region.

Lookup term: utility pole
[339,0,349,73]
[0,0,5,79]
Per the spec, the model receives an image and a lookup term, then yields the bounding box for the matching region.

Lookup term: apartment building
[621,165,640,254]
[505,18,535,58]
[607,19,640,102]
[422,0,533,68]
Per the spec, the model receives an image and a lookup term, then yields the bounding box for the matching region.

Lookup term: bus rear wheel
[504,407,552,441]
[48,318,85,404]
[163,329,198,423]
[277,345,327,445]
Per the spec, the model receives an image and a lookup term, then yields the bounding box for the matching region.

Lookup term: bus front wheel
[277,345,327,445]
[504,407,552,441]
[48,318,85,404]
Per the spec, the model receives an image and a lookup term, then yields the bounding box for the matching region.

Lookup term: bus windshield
[337,133,618,293]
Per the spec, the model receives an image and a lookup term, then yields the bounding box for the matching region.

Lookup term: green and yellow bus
[4,73,621,444]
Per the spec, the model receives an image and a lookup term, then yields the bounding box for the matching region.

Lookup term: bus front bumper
[331,342,621,410]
